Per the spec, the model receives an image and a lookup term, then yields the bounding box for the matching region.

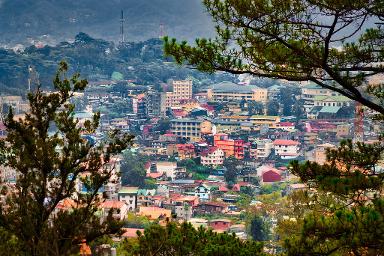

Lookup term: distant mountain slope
[0,0,214,45]
[0,33,234,95]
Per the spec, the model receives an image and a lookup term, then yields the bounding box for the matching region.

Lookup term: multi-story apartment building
[206,81,268,103]
[173,80,193,99]
[117,187,138,212]
[219,115,280,128]
[146,90,164,117]
[0,96,29,115]
[213,133,244,159]
[313,95,352,107]
[170,118,212,142]
[200,147,225,167]
[273,139,300,160]
[162,80,193,108]
[301,83,348,112]
[249,139,273,159]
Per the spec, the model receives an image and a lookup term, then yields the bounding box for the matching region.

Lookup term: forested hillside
[0,0,214,45]
[0,33,233,95]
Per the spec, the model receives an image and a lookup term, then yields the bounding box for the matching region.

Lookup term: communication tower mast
[120,10,125,44]
[28,65,40,92]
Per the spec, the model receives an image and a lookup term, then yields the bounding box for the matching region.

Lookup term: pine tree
[126,222,266,256]
[164,0,384,114]
[0,61,133,255]
[163,1,384,254]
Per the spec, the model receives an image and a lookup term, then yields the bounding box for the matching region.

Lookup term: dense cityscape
[0,1,383,255]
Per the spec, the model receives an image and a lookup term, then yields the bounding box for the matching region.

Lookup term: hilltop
[0,33,233,95]
[0,0,214,45]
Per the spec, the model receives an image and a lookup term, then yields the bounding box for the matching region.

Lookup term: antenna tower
[354,102,364,142]
[28,65,40,92]
[159,23,165,38]
[120,10,125,44]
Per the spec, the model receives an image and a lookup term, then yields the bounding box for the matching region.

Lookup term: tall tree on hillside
[120,152,147,187]
[223,156,241,186]
[248,100,264,115]
[163,1,384,254]
[164,0,384,114]
[0,62,133,256]
[266,100,279,116]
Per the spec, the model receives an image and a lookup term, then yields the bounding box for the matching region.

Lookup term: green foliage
[266,100,279,116]
[286,140,384,254]
[247,100,264,115]
[125,213,151,229]
[279,86,300,116]
[283,199,384,255]
[0,61,133,255]
[0,34,235,94]
[164,0,384,114]
[164,1,384,254]
[223,156,241,185]
[120,152,148,187]
[154,119,171,135]
[126,222,266,256]
[260,183,286,195]
[248,216,271,242]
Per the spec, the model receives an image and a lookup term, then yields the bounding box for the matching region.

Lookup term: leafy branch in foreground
[0,61,133,256]
[287,140,384,255]
[164,0,384,114]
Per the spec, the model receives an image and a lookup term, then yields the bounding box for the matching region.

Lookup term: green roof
[314,95,350,102]
[118,187,139,194]
[137,189,156,196]
[319,106,341,113]
[208,81,262,93]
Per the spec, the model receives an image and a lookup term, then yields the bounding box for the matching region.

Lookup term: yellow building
[206,82,268,103]
[170,118,212,142]
[219,115,280,128]
[163,80,193,108]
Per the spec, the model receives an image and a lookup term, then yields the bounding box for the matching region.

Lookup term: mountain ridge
[0,0,214,45]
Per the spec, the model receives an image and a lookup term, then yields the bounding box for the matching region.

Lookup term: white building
[118,187,138,212]
[200,147,225,167]
[100,200,128,221]
[249,139,273,159]
[155,161,178,180]
[273,139,300,159]
[194,184,211,201]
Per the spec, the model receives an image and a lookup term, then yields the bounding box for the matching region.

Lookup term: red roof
[262,170,282,182]
[232,184,241,192]
[100,200,125,209]
[173,109,188,117]
[273,139,299,146]
[144,161,152,169]
[199,201,226,207]
[201,104,215,112]
[176,144,195,150]
[279,122,295,127]
[219,185,229,192]
[201,146,219,156]
[122,228,144,238]
[146,172,164,179]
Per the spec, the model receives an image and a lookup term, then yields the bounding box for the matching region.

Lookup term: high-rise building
[146,90,163,117]
[163,80,193,108]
